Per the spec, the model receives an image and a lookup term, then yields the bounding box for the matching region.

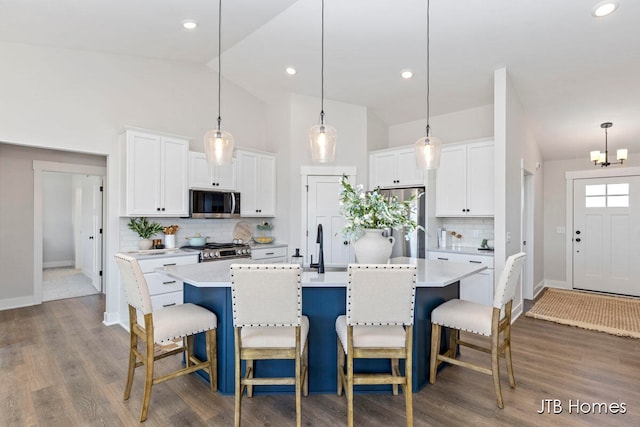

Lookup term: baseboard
[102,310,121,326]
[533,280,546,298]
[544,279,570,290]
[0,295,38,311]
[43,260,74,269]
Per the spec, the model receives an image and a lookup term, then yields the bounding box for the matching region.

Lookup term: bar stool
[114,253,217,422]
[429,252,526,408]
[230,264,308,427]
[335,264,417,427]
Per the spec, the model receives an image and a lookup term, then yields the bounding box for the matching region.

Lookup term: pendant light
[414,0,442,170]
[590,122,628,167]
[309,0,336,163]
[204,0,234,166]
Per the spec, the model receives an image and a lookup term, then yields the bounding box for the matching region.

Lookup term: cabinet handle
[163,263,177,266]
[437,257,449,261]
[162,280,177,285]
[469,260,482,264]
[157,208,161,211]
[161,208,165,211]
[265,252,274,255]
[162,303,176,307]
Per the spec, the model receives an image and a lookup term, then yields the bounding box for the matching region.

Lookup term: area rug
[525,288,640,339]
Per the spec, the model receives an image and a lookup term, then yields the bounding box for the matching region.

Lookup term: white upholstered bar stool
[114,254,217,422]
[429,252,526,408]
[230,264,309,427]
[336,264,417,427]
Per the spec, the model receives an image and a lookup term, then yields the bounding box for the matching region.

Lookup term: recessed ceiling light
[286,67,297,75]
[592,1,618,17]
[401,70,413,79]
[182,20,198,30]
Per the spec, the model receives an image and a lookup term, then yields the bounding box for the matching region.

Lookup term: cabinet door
[460,272,493,306]
[160,137,189,216]
[189,152,237,190]
[466,141,494,216]
[435,145,467,216]
[126,131,162,215]
[257,154,276,216]
[237,150,259,215]
[369,151,397,188]
[395,148,423,186]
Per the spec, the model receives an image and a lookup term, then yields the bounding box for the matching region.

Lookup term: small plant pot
[138,239,153,250]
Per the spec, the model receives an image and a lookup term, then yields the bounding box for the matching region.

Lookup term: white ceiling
[1,0,639,161]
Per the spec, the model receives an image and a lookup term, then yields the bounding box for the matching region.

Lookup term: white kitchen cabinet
[188,151,237,191]
[121,128,189,217]
[428,251,494,306]
[369,146,424,189]
[136,253,199,310]
[435,139,494,217]
[236,149,276,217]
[250,246,288,263]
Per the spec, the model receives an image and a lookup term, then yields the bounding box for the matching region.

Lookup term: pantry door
[573,176,640,296]
[306,175,355,267]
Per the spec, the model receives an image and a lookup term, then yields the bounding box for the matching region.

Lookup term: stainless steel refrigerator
[380,187,426,259]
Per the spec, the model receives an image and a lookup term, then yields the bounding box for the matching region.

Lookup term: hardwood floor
[1,295,639,426]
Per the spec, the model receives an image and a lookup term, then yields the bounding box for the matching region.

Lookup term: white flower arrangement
[338,175,423,240]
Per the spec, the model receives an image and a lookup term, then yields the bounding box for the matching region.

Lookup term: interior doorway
[34,161,106,303]
[41,172,103,301]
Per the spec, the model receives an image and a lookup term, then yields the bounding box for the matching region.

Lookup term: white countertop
[429,247,495,257]
[121,248,198,260]
[157,257,486,288]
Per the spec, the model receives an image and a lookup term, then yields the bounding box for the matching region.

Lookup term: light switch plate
[557,226,565,234]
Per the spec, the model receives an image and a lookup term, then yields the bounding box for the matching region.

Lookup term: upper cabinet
[369,146,424,189]
[236,149,276,217]
[188,151,237,191]
[435,138,494,217]
[121,128,189,217]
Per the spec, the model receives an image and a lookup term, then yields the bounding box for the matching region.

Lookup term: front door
[573,176,640,296]
[306,175,354,267]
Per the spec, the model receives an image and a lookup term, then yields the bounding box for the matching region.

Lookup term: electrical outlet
[506,231,512,243]
[473,230,479,238]
[557,226,566,234]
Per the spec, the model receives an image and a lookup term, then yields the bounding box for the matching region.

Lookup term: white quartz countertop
[429,247,495,257]
[157,257,486,288]
[121,249,197,261]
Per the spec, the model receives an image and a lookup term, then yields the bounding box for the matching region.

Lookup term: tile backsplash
[438,217,494,249]
[119,217,268,251]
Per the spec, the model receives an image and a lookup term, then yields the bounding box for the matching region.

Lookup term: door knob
[575,238,581,242]
[576,230,581,235]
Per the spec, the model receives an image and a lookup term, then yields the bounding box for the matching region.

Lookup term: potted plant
[128,217,164,250]
[339,175,423,263]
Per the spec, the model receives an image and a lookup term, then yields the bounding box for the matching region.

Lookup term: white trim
[564,166,640,290]
[300,165,357,176]
[43,260,74,269]
[545,279,570,290]
[33,161,106,306]
[533,280,545,299]
[0,296,38,311]
[103,311,124,327]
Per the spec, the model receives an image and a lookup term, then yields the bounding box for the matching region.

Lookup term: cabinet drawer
[145,272,183,295]
[151,291,183,310]
[428,251,494,268]
[137,254,199,273]
[251,246,288,261]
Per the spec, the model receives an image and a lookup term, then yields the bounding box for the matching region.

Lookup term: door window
[585,183,629,208]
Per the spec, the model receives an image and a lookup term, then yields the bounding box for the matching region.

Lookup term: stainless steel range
[181,242,251,262]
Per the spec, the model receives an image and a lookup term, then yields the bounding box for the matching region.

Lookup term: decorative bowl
[254,237,274,244]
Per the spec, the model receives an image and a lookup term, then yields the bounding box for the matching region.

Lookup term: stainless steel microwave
[189,190,240,218]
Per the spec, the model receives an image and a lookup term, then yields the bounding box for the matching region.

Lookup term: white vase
[353,229,395,264]
[138,238,153,250]
[164,234,176,249]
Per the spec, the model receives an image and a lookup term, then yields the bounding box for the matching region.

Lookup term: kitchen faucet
[309,224,325,273]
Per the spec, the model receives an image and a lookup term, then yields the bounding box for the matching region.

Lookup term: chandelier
[590,122,627,167]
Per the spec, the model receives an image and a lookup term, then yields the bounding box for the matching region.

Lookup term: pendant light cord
[425,0,431,137]
[217,0,222,130]
[320,0,325,124]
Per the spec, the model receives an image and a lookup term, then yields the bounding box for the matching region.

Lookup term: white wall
[42,172,74,268]
[0,41,268,320]
[388,104,494,147]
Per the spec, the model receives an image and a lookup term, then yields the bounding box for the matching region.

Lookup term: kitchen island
[158,257,485,395]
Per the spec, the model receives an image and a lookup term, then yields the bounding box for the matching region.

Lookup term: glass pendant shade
[590,150,601,162]
[414,134,442,169]
[204,128,234,166]
[617,148,628,161]
[309,123,336,163]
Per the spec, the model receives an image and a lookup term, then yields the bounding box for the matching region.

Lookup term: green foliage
[338,175,423,240]
[256,221,273,231]
[127,217,164,239]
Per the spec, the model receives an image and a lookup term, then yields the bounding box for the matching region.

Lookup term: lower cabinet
[137,253,199,310]
[250,246,288,263]
[428,251,494,306]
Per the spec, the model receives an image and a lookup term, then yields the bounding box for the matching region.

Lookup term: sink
[303,266,347,273]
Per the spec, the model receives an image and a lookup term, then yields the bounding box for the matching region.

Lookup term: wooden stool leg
[186,335,194,368]
[140,337,155,422]
[336,337,344,396]
[391,358,399,395]
[206,329,218,392]
[346,351,354,427]
[246,360,254,398]
[295,348,302,427]
[429,323,441,384]
[234,328,242,427]
[303,341,309,397]
[124,330,137,400]
[491,330,504,409]
[405,327,414,427]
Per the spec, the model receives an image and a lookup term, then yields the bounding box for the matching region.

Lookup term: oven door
[189,190,240,218]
